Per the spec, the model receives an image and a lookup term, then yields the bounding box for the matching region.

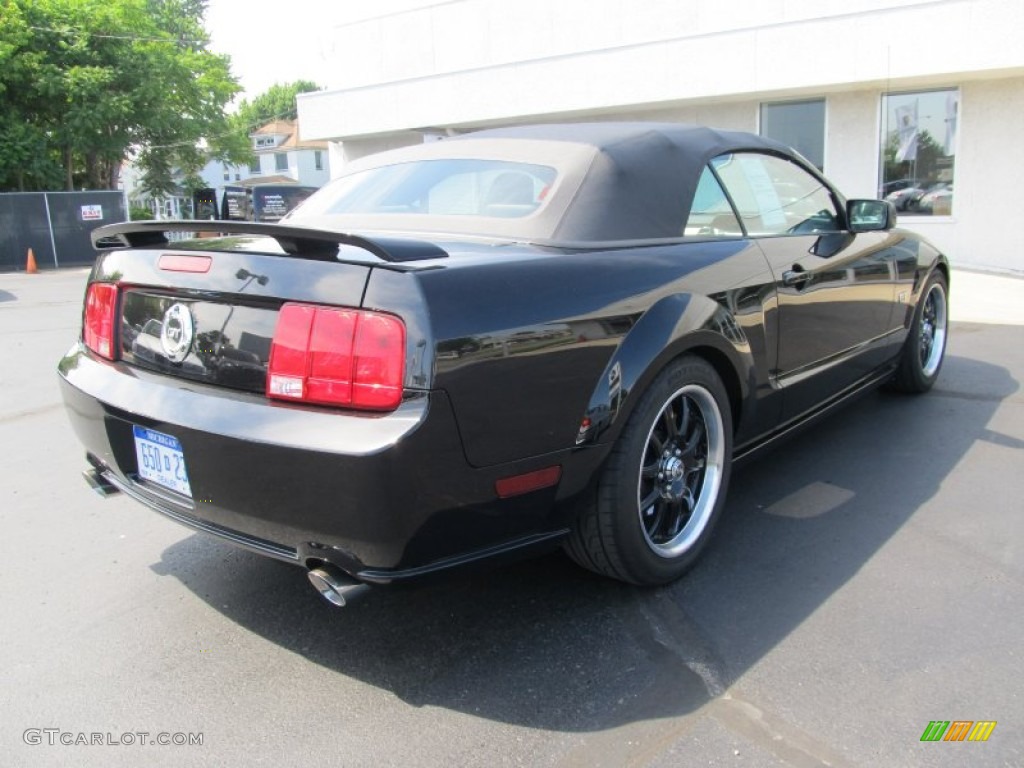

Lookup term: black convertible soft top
[288,122,804,244]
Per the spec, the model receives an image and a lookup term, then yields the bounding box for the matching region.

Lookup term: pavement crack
[709,693,857,768]
[634,589,725,698]
[933,389,1024,405]
[0,403,64,424]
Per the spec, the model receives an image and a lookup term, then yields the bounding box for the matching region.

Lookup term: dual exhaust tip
[307,566,370,607]
[84,467,368,608]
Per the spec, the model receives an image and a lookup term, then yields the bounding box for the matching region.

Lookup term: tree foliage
[0,0,246,193]
[882,129,947,185]
[232,80,322,135]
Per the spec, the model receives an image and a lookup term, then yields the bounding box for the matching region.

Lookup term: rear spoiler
[91,220,449,263]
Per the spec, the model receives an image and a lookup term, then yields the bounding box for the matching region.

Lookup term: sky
[203,0,436,100]
[204,0,338,99]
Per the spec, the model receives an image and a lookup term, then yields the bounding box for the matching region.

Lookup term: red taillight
[267,303,405,411]
[83,283,118,360]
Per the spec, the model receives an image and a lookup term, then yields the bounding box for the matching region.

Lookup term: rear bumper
[58,344,580,581]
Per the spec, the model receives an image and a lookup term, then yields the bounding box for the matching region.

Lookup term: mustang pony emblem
[160,303,194,363]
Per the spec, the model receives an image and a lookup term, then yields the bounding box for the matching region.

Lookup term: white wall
[198,159,246,191]
[244,149,329,187]
[329,76,1024,273]
[821,91,881,200]
[328,133,435,177]
[293,150,331,187]
[314,0,1018,92]
[300,0,1024,272]
[913,76,1024,272]
[301,0,1023,140]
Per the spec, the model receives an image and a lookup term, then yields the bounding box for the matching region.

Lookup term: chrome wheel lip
[637,383,725,559]
[920,281,948,378]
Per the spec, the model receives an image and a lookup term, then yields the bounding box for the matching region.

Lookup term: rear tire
[565,356,733,585]
[890,271,948,393]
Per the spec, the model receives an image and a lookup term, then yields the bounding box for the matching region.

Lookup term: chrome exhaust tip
[307,566,370,607]
[82,468,120,498]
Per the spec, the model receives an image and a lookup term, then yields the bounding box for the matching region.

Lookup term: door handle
[782,268,810,287]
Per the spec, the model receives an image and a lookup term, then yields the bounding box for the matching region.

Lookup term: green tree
[882,129,947,186]
[233,79,322,135]
[0,0,247,193]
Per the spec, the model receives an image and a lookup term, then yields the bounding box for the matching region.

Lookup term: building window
[248,156,261,174]
[275,152,288,172]
[314,150,323,171]
[760,99,826,171]
[222,171,230,181]
[879,88,957,215]
[235,173,241,181]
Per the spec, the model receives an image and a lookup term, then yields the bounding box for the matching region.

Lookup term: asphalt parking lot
[1,267,1022,767]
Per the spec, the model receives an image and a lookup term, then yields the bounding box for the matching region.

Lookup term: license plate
[133,426,192,497]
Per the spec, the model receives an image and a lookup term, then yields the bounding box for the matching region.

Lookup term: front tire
[565,356,733,585]
[890,271,949,393]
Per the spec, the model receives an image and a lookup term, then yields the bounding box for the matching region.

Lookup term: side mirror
[847,199,897,232]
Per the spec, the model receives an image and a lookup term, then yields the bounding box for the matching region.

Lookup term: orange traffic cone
[26,248,38,274]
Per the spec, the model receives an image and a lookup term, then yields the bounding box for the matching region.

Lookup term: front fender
[578,293,754,448]
[891,231,950,331]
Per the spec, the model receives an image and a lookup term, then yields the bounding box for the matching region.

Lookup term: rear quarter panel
[381,240,777,468]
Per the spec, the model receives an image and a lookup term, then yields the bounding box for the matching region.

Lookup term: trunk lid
[88,223,444,397]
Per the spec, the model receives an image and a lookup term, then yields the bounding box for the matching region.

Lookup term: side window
[712,153,840,236]
[684,165,742,236]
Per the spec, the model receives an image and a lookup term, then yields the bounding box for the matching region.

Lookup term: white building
[245,119,331,188]
[298,0,1024,274]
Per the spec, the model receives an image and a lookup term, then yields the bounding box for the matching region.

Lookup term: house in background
[122,118,331,220]
[247,119,330,188]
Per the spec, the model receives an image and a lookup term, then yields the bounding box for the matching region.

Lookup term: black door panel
[758,233,896,420]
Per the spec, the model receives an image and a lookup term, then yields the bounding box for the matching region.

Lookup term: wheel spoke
[653,501,679,542]
[666,499,688,537]
[681,417,706,458]
[677,397,690,437]
[920,323,934,363]
[661,403,679,439]
[640,487,660,511]
[681,485,696,513]
[645,501,666,539]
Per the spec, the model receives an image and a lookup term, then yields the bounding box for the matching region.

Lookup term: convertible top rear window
[286,124,807,243]
[293,159,558,221]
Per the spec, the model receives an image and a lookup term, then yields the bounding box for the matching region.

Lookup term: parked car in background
[60,123,949,606]
[886,181,953,215]
[885,183,927,211]
[880,178,919,198]
[129,318,163,365]
[917,183,953,215]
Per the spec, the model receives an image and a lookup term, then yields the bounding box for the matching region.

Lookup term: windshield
[290,159,558,222]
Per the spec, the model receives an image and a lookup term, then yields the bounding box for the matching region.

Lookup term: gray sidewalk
[949,268,1024,325]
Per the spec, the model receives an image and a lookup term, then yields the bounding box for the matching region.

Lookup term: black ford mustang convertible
[60,123,949,605]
